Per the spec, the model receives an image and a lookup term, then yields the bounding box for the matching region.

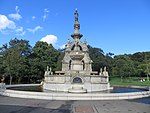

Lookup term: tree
[129,52,150,80]
[112,55,135,81]
[1,38,32,84]
[0,45,6,81]
[144,52,150,81]
[87,45,113,74]
[56,52,64,71]
[29,41,59,82]
[137,63,150,81]
[106,52,114,58]
[137,52,150,81]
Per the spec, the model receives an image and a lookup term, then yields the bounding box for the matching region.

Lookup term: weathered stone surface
[43,9,110,92]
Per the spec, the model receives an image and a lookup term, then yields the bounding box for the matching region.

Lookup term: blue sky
[0,0,150,55]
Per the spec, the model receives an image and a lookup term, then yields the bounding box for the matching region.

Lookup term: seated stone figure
[44,66,51,76]
[103,67,108,76]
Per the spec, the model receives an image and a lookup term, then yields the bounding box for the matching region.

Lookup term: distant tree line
[0,38,149,84]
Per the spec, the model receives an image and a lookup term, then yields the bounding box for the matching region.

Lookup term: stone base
[43,75,111,92]
[43,83,111,92]
[68,84,87,93]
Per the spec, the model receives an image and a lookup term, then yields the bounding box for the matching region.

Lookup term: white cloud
[8,6,22,20]
[43,8,49,21]
[27,26,42,33]
[60,44,66,49]
[16,26,23,32]
[8,13,22,21]
[0,15,16,31]
[32,16,36,20]
[0,14,25,36]
[40,35,57,45]
[15,26,26,36]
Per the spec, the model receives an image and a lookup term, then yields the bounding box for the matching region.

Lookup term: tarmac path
[0,96,149,113]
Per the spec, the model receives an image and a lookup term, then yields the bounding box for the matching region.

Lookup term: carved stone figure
[75,8,78,22]
[44,66,50,76]
[99,68,102,76]
[84,38,87,44]
[103,66,108,76]
[67,38,70,44]
[50,67,52,72]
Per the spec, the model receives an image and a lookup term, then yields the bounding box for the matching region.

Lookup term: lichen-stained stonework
[43,9,111,93]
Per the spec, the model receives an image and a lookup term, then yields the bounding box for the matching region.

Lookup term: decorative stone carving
[43,9,111,92]
[103,66,109,76]
[44,66,50,76]
[84,77,90,82]
[75,8,78,22]
[67,38,70,44]
[50,77,54,81]
[44,66,53,76]
[91,77,101,83]
[99,68,102,76]
[84,38,87,44]
[66,77,70,82]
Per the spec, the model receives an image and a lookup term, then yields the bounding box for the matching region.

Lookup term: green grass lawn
[110,77,150,86]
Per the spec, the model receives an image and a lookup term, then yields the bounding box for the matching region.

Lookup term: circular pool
[1,84,150,100]
[7,85,148,93]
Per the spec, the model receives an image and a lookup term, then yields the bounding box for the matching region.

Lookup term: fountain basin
[0,84,150,100]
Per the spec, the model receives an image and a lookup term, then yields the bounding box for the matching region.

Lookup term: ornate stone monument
[43,9,111,93]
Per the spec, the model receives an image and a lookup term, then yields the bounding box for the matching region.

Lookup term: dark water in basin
[130,97,150,104]
[7,86,43,92]
[111,87,145,93]
[111,88,150,104]
[8,86,148,93]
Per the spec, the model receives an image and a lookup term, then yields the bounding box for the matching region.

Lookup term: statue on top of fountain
[75,8,78,22]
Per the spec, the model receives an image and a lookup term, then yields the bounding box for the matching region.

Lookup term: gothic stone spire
[71,9,83,41]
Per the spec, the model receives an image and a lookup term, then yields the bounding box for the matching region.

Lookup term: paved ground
[0,96,149,113]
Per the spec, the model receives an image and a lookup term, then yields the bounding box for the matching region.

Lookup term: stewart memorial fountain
[0,9,149,100]
[43,9,111,93]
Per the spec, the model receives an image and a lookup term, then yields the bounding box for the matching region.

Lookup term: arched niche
[69,60,72,70]
[71,44,82,51]
[72,77,83,84]
[82,60,85,70]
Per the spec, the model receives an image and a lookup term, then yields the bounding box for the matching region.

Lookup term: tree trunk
[147,74,149,81]
[121,76,123,82]
[18,77,21,84]
[10,75,12,85]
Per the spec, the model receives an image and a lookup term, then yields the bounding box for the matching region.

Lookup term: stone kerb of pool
[0,84,150,100]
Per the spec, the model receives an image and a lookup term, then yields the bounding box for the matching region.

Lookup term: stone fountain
[1,10,149,101]
[43,9,111,93]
